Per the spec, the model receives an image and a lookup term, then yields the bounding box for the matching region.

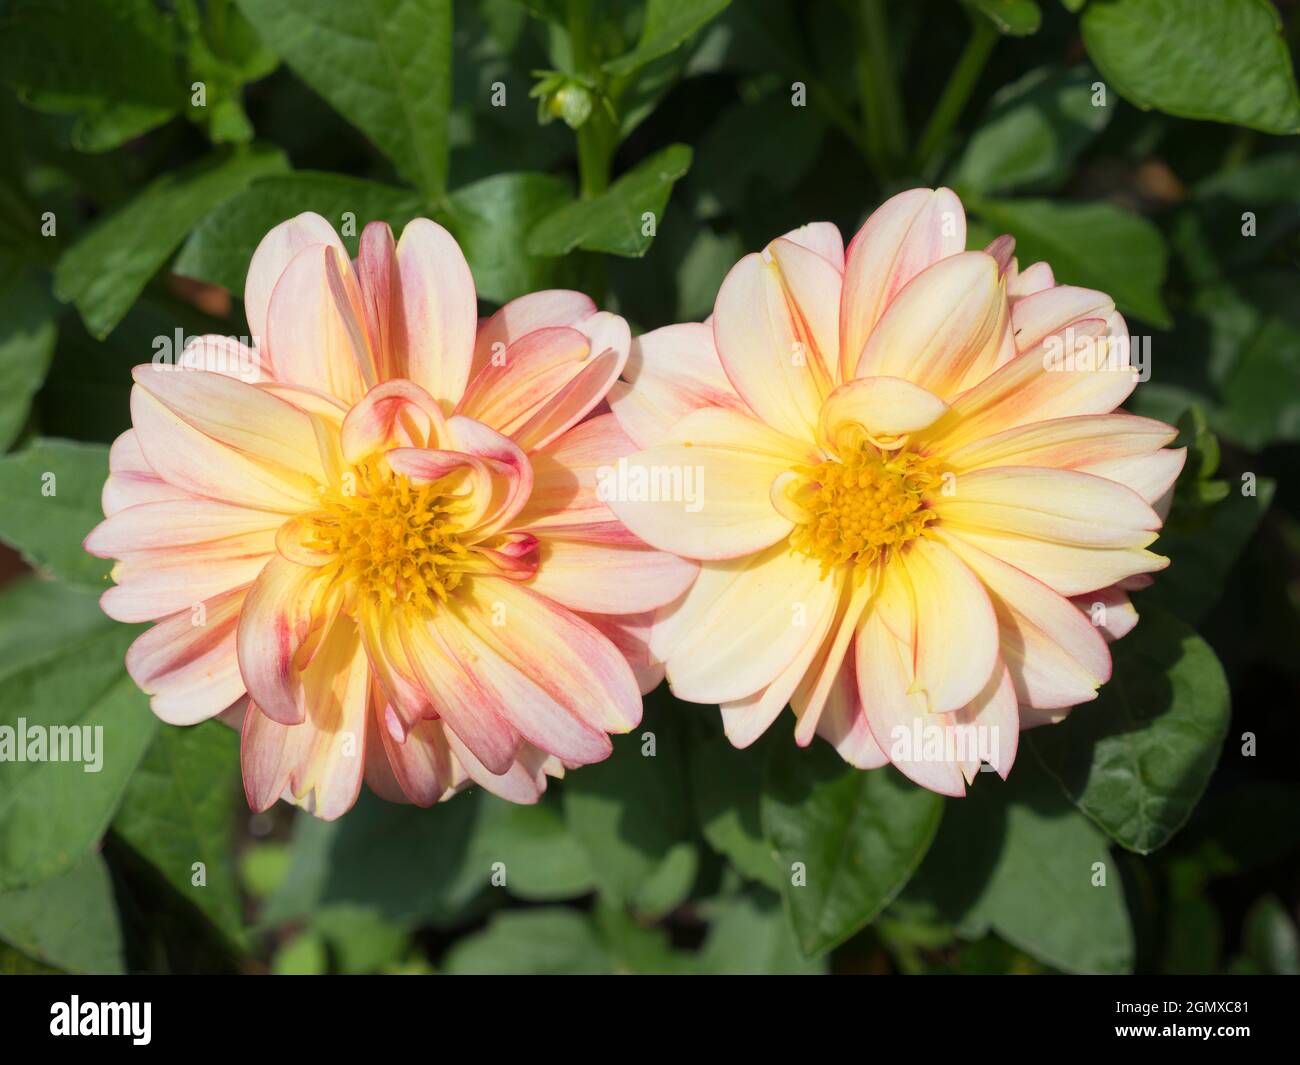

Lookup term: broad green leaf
[1081,0,1300,134]
[445,171,573,305]
[468,792,596,901]
[237,0,453,200]
[686,714,782,890]
[174,172,422,296]
[260,791,485,926]
[0,851,123,973]
[1241,896,1300,975]
[604,0,732,77]
[53,146,287,338]
[951,66,1111,195]
[1030,606,1230,854]
[760,743,944,956]
[311,904,408,974]
[563,700,699,917]
[0,624,158,891]
[0,271,58,450]
[593,896,698,974]
[0,577,108,677]
[698,888,826,975]
[0,438,111,588]
[442,908,611,975]
[528,143,692,257]
[1141,479,1275,624]
[973,196,1170,326]
[0,0,188,151]
[965,0,1041,35]
[112,722,245,944]
[904,761,1135,974]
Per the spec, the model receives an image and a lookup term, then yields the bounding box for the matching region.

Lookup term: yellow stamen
[787,442,944,580]
[303,461,473,613]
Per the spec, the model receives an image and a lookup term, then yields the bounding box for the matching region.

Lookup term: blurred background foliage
[0,0,1298,975]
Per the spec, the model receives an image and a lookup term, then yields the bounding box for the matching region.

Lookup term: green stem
[567,0,613,200]
[857,0,908,176]
[914,15,997,173]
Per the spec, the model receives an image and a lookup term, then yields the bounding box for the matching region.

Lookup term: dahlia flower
[86,213,695,818]
[607,188,1185,796]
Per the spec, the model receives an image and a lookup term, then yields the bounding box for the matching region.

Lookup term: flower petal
[236,556,334,725]
[395,218,477,411]
[266,243,375,404]
[938,466,1161,547]
[340,379,448,465]
[471,289,596,382]
[130,365,327,482]
[856,606,966,797]
[525,537,698,614]
[511,414,638,543]
[608,322,748,448]
[664,544,843,704]
[769,236,841,386]
[840,187,965,381]
[129,387,319,511]
[244,211,346,359]
[241,619,370,820]
[713,252,825,441]
[897,538,1000,712]
[125,586,248,725]
[818,375,949,452]
[856,251,1010,398]
[940,527,1119,708]
[605,407,815,561]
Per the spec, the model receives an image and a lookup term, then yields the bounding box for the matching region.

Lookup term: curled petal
[340,378,449,465]
[244,211,346,361]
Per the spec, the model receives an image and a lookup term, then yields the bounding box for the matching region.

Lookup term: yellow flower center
[308,461,473,612]
[787,443,944,579]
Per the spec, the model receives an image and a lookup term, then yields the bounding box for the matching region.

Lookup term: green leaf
[0,851,124,973]
[0,0,188,151]
[698,887,826,974]
[175,171,423,296]
[563,701,699,917]
[973,196,1170,326]
[444,171,573,305]
[112,722,245,944]
[260,791,485,926]
[271,928,329,974]
[965,0,1042,36]
[0,438,111,588]
[951,66,1112,195]
[603,0,732,77]
[311,904,408,974]
[1081,0,1300,134]
[53,145,287,339]
[1030,605,1230,854]
[236,0,453,200]
[904,760,1135,974]
[760,743,943,956]
[0,271,58,450]
[528,143,692,258]
[0,624,158,891]
[442,908,611,974]
[0,577,108,677]
[1142,480,1275,625]
[468,792,596,901]
[686,714,782,890]
[1241,896,1300,975]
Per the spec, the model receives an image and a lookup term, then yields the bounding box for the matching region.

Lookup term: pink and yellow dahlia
[86,213,695,819]
[608,188,1185,796]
